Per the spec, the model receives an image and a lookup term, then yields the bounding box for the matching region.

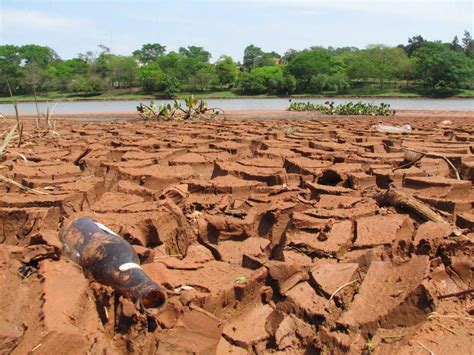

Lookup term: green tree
[46,58,88,91]
[215,55,238,88]
[108,56,138,89]
[138,64,179,97]
[365,45,406,90]
[281,49,298,64]
[138,64,164,93]
[0,45,23,94]
[238,66,290,95]
[133,43,166,64]
[396,56,418,87]
[194,63,217,91]
[286,48,340,91]
[243,45,264,71]
[462,31,474,58]
[255,53,277,67]
[342,50,373,81]
[405,35,425,56]
[449,36,463,52]
[414,41,474,94]
[18,44,59,67]
[68,75,107,94]
[24,62,45,94]
[178,46,211,62]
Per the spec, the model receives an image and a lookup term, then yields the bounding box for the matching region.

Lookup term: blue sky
[1,0,472,62]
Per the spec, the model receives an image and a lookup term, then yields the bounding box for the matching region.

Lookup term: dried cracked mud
[0,112,473,354]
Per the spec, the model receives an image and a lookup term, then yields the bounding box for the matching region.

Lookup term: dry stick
[325,279,358,309]
[417,341,434,355]
[0,123,18,158]
[17,123,23,147]
[402,147,460,180]
[438,288,474,299]
[379,188,449,225]
[74,148,92,163]
[381,335,406,343]
[0,174,50,195]
[188,303,222,324]
[7,81,20,126]
[31,344,42,352]
[393,154,424,171]
[74,148,92,166]
[436,323,456,335]
[428,312,474,322]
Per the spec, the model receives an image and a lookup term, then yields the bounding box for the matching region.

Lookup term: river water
[0,98,472,115]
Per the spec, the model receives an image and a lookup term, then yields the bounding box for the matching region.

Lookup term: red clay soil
[0,111,473,354]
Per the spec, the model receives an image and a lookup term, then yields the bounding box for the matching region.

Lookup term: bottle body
[60,217,166,310]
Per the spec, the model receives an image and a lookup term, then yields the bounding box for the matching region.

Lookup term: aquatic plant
[288,101,395,116]
[137,95,224,121]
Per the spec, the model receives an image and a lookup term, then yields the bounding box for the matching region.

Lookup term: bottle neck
[117,269,167,310]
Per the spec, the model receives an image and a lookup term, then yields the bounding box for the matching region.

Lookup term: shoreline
[1,94,473,104]
[3,109,473,122]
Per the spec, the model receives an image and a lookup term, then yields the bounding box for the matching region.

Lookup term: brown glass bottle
[59,217,166,310]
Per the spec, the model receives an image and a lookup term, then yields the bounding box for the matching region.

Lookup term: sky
[1,0,473,62]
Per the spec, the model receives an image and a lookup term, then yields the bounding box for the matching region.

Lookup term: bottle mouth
[142,289,167,310]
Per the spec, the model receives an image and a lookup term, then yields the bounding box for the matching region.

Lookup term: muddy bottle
[59,217,166,310]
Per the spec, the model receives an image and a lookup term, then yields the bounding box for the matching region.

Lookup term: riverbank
[0,112,472,354]
[1,88,473,103]
[3,109,473,123]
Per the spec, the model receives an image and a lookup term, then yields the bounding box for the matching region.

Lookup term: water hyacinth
[288,101,395,116]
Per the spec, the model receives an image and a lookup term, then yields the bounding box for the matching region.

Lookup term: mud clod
[1,114,472,354]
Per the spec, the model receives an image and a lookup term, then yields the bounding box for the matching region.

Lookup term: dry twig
[377,187,449,225]
[399,147,460,180]
[417,341,434,355]
[325,279,358,309]
[438,288,474,299]
[0,174,50,195]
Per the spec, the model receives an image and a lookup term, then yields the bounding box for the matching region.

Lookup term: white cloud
[211,0,473,24]
[0,8,83,31]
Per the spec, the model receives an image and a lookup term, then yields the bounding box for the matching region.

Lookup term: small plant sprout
[235,276,246,285]
[366,341,375,352]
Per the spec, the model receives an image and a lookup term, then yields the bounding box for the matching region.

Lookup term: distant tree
[255,53,277,67]
[413,41,474,94]
[133,43,166,64]
[342,50,372,81]
[462,31,474,58]
[24,61,46,94]
[68,75,107,94]
[138,64,163,93]
[194,63,217,91]
[281,49,298,64]
[238,66,294,95]
[286,48,340,91]
[405,35,425,56]
[365,45,406,90]
[0,45,23,94]
[78,50,96,63]
[18,44,59,68]
[156,52,182,74]
[46,58,88,91]
[108,56,138,89]
[215,55,238,88]
[243,45,264,71]
[449,36,463,52]
[396,56,418,87]
[307,73,328,92]
[98,44,110,54]
[178,46,211,62]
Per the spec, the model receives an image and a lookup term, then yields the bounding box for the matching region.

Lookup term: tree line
[0,32,473,98]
